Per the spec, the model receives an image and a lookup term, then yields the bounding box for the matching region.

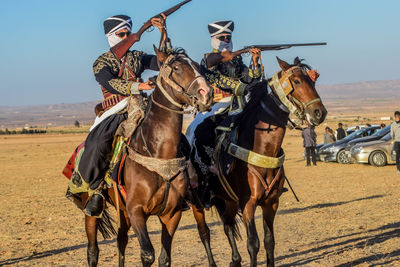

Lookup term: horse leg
[85,215,99,267]
[219,201,241,267]
[261,199,279,267]
[117,211,131,267]
[192,206,216,267]
[242,197,260,267]
[129,208,155,267]
[158,210,182,267]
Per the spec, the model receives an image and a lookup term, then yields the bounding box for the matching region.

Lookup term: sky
[0,0,399,106]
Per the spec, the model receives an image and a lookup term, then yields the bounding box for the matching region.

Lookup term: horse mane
[293,56,312,70]
[168,47,187,57]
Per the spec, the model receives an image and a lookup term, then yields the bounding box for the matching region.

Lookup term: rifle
[215,42,327,64]
[111,0,192,60]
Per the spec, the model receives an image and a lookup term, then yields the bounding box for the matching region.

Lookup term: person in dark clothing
[190,20,262,206]
[72,14,170,217]
[336,122,346,140]
[302,125,317,166]
[391,111,400,174]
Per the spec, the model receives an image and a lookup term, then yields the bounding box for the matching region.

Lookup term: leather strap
[227,143,285,169]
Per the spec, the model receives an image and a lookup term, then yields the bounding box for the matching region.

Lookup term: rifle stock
[111,0,191,60]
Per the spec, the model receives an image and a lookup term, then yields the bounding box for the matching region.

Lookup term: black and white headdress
[208,20,234,37]
[103,15,132,47]
[104,15,132,36]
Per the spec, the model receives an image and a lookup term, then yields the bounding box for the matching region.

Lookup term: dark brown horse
[83,47,213,267]
[190,57,327,267]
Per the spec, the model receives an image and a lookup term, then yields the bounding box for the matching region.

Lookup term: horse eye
[173,65,179,71]
[293,79,301,85]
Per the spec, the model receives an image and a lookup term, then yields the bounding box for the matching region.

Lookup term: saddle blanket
[63,135,126,195]
[185,97,231,145]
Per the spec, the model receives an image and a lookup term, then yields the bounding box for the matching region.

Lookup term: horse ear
[276,57,291,71]
[153,44,168,64]
[294,56,301,65]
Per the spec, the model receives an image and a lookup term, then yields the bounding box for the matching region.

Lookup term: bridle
[269,66,321,121]
[153,54,204,114]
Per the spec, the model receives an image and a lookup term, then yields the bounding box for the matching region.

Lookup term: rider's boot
[85,192,105,217]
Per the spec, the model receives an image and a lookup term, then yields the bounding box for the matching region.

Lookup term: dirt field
[1,129,399,266]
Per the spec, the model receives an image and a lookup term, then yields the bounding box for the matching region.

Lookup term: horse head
[153,46,213,112]
[269,57,327,126]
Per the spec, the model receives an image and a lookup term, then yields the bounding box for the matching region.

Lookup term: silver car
[350,133,395,167]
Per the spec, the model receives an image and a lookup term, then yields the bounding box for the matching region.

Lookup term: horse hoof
[230,262,241,267]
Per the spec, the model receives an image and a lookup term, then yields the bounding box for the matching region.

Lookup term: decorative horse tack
[127,146,187,216]
[156,54,204,110]
[127,146,186,180]
[269,66,321,122]
[228,143,285,169]
[216,141,285,202]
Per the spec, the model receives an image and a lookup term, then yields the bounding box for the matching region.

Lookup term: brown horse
[83,47,213,267]
[190,57,327,267]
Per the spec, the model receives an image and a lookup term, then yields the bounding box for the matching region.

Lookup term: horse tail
[213,197,242,240]
[98,208,117,239]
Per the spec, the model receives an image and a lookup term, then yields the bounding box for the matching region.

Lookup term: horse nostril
[314,109,321,119]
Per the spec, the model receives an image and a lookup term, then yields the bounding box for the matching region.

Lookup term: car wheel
[369,151,387,167]
[337,150,349,164]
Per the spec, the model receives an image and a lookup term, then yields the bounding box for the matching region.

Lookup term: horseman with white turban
[186,20,262,206]
[68,14,171,217]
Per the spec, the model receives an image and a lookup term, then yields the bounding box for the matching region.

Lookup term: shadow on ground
[0,194,390,265]
[272,221,400,266]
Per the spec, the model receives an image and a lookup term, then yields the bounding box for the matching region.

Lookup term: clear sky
[0,0,399,106]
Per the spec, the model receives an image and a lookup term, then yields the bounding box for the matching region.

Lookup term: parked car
[343,125,391,163]
[346,124,379,135]
[318,126,380,163]
[350,133,395,167]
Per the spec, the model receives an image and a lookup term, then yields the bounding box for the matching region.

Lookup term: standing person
[391,111,400,174]
[324,126,336,144]
[302,124,317,166]
[336,122,346,140]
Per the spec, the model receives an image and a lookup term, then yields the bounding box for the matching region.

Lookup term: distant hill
[317,79,400,114]
[1,79,399,128]
[0,101,98,129]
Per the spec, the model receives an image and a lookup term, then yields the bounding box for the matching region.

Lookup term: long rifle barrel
[238,42,327,55]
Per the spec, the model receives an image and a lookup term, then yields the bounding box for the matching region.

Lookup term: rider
[192,20,262,206]
[79,14,170,216]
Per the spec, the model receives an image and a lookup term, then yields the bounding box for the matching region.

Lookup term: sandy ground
[0,130,399,266]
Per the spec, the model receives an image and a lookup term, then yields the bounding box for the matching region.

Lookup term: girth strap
[227,143,285,169]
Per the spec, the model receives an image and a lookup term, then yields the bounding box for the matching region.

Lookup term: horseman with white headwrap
[186,20,262,206]
[68,14,171,217]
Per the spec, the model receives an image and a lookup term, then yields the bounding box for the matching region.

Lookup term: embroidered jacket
[201,51,261,114]
[93,50,159,110]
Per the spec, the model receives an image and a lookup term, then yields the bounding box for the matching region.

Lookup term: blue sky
[0,0,399,106]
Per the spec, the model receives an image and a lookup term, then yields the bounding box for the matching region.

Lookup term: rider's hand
[151,13,167,33]
[138,80,155,91]
[249,48,261,65]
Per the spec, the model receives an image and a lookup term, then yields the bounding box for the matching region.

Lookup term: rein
[151,95,193,115]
